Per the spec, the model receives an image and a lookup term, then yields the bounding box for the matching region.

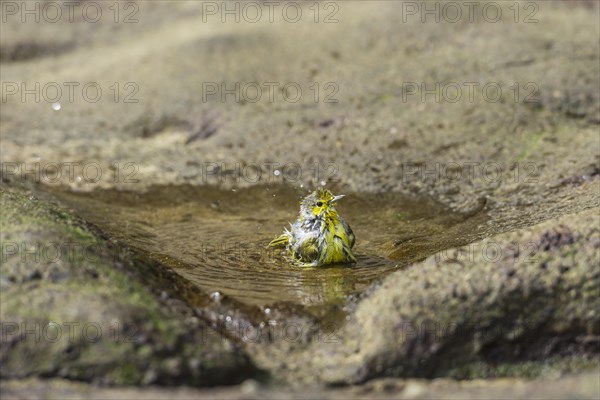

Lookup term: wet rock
[0,187,260,385]
[0,0,598,395]
[296,208,599,384]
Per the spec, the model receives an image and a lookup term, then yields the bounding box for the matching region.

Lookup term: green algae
[1,185,259,385]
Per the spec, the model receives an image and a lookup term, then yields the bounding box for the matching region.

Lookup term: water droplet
[51,102,61,111]
[225,315,232,322]
[264,308,271,315]
[274,169,281,176]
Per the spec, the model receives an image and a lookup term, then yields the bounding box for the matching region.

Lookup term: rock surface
[0,186,259,385]
[1,0,598,397]
[287,209,599,384]
[1,372,599,400]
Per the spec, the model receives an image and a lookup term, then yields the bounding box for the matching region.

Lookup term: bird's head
[300,188,345,219]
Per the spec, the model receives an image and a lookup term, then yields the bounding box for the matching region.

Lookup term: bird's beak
[331,194,345,203]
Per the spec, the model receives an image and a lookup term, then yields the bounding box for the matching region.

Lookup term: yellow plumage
[269,188,356,267]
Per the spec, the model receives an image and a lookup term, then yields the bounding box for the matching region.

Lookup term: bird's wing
[340,217,355,248]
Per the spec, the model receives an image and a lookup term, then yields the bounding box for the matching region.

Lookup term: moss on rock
[0,186,260,385]
[290,208,599,384]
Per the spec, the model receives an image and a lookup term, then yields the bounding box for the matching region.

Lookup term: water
[50,184,488,322]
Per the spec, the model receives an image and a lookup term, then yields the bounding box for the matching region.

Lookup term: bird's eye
[316,201,323,207]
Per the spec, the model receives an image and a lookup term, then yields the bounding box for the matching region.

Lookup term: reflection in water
[50,185,487,313]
